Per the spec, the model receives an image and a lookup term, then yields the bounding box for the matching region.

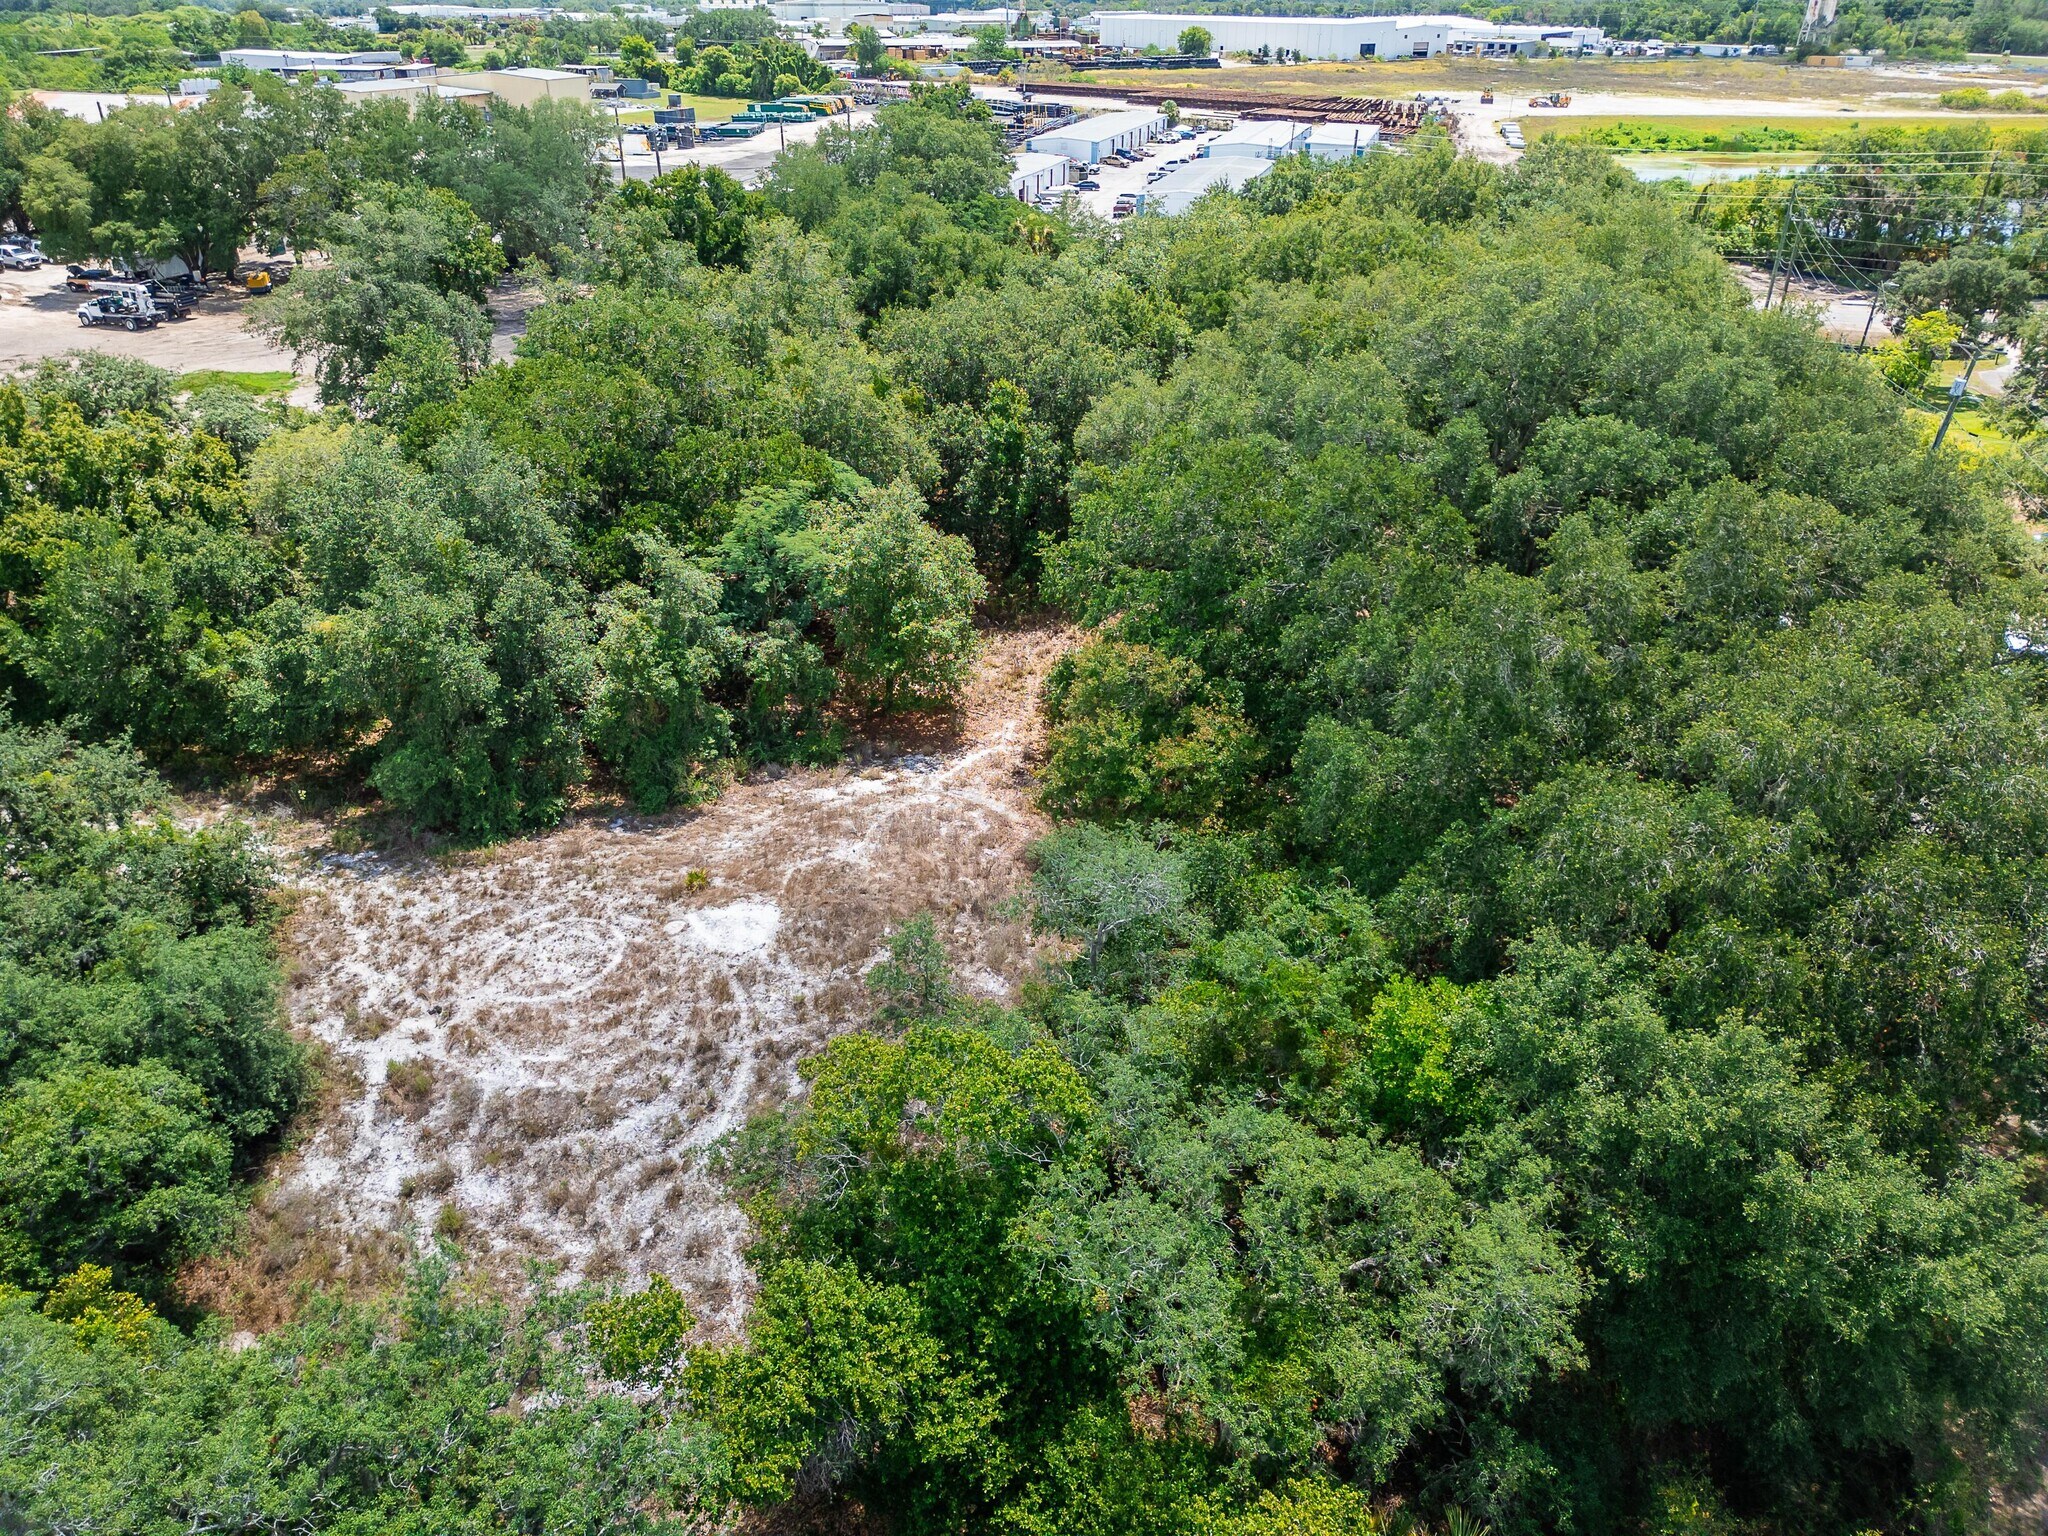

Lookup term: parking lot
[605,107,877,188]
[1054,127,1220,221]
[0,262,306,389]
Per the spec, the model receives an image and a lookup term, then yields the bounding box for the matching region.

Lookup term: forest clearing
[186,624,1069,1332]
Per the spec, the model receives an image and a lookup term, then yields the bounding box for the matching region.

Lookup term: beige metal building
[445,67,595,107]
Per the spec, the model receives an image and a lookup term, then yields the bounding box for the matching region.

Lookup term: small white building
[1206,118,1308,159]
[770,0,929,18]
[1141,156,1270,215]
[1304,121,1381,159]
[1008,150,1071,200]
[221,48,435,80]
[220,47,444,81]
[336,76,491,107]
[383,4,561,16]
[1026,107,1168,162]
[931,7,1022,26]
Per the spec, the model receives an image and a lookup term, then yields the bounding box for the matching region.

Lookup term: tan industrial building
[444,66,595,107]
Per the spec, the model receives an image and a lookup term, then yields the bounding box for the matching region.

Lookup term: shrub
[1039,639,1262,826]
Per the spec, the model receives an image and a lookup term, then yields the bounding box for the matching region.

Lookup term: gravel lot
[0,263,305,385]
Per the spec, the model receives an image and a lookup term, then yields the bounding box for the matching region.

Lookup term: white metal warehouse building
[1304,121,1382,158]
[1093,12,1603,59]
[1026,107,1169,163]
[1008,150,1072,199]
[1206,119,1309,159]
[1204,118,1385,160]
[1141,157,1271,215]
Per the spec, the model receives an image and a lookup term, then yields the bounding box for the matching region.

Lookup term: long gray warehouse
[1026,107,1169,162]
[1093,12,1604,59]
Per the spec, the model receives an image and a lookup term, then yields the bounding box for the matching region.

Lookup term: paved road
[604,108,877,188]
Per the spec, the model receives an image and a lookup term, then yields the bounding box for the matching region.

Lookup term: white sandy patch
[671,899,781,955]
[258,624,1072,1335]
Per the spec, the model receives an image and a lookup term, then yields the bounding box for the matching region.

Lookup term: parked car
[64,264,116,291]
[1076,177,1100,190]
[0,244,41,269]
[76,294,158,330]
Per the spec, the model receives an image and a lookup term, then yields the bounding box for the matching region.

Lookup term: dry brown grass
[235,619,1075,1336]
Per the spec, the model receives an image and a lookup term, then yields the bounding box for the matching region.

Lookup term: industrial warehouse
[1091,12,1607,60]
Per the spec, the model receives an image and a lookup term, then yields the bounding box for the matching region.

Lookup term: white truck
[76,284,161,330]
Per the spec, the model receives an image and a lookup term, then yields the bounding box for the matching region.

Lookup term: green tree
[251,182,499,406]
[1177,25,1212,54]
[0,1062,233,1291]
[1874,307,1961,392]
[969,22,1016,58]
[617,30,665,83]
[584,1273,695,1385]
[586,537,736,813]
[865,912,958,1025]
[849,21,886,72]
[615,163,761,267]
[1038,639,1262,827]
[804,484,985,713]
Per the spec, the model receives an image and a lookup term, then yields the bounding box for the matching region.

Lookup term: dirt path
[192,623,1072,1333]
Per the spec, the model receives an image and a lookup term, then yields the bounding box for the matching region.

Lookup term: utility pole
[1858,285,1883,349]
[1764,179,1799,309]
[1932,332,1986,454]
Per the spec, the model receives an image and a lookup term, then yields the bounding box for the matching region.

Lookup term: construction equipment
[1480,87,1494,103]
[1527,92,1572,107]
[85,277,193,316]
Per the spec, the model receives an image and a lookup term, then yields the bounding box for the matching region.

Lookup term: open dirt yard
[0,263,302,380]
[188,623,1073,1335]
[0,265,546,392]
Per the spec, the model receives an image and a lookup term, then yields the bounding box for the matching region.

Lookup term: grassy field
[180,368,295,395]
[608,92,741,125]
[1522,110,2048,146]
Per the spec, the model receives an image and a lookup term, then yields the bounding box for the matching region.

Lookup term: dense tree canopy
[3,81,2048,1536]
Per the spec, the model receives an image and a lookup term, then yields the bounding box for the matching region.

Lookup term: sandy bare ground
[0,264,548,396]
[191,623,1072,1334]
[0,264,303,380]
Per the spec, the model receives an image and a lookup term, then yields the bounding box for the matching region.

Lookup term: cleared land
[185,623,1074,1336]
[1047,55,2045,106]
